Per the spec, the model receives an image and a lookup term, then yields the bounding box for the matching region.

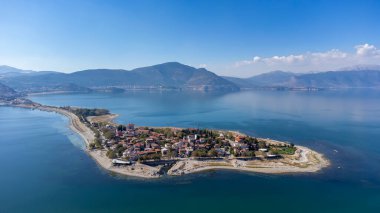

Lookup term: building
[127,123,135,130]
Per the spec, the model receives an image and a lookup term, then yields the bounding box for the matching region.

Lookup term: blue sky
[0,0,379,77]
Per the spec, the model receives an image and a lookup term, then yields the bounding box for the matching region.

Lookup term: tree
[227,133,234,140]
[270,149,280,155]
[177,131,184,139]
[106,150,117,159]
[103,130,115,140]
[243,151,255,157]
[151,153,161,160]
[192,149,208,157]
[258,141,267,149]
[89,143,96,150]
[216,138,222,145]
[230,148,235,156]
[115,144,126,156]
[117,125,126,131]
[207,148,218,157]
[94,138,102,149]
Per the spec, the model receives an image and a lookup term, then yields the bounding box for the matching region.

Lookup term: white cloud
[267,54,305,64]
[253,56,261,63]
[355,43,380,57]
[310,49,347,59]
[233,43,380,76]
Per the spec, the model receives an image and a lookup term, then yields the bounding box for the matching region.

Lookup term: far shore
[27,91,86,96]
[4,100,330,178]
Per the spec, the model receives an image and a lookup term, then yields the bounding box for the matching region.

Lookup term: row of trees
[192,148,219,157]
[138,153,161,161]
[61,106,110,117]
[104,144,128,159]
[270,146,296,155]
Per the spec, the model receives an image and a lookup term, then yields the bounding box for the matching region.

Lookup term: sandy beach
[50,107,162,178]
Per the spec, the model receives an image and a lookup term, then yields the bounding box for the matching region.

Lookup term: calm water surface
[1,90,380,212]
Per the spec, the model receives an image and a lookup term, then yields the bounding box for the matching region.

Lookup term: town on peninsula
[1,97,330,178]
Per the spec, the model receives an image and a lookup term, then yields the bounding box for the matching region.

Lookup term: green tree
[243,151,255,157]
[117,125,126,131]
[192,149,208,157]
[106,150,117,159]
[89,143,96,149]
[103,130,115,140]
[94,138,102,149]
[230,148,235,156]
[208,148,218,157]
[258,141,267,149]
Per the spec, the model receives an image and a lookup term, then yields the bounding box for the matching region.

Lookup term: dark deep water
[1,89,380,212]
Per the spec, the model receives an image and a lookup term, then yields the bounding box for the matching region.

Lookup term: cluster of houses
[91,121,275,162]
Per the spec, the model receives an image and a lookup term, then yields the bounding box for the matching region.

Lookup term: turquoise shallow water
[1,89,380,212]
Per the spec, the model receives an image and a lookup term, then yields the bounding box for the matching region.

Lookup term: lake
[1,89,380,212]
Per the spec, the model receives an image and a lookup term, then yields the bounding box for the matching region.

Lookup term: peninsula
[1,97,330,178]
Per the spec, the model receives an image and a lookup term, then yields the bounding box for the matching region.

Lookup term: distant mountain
[0,65,59,78]
[0,65,28,73]
[223,69,380,89]
[247,71,297,87]
[132,63,228,88]
[223,71,296,88]
[338,64,380,71]
[222,76,255,89]
[290,70,380,88]
[0,62,239,92]
[3,62,380,93]
[0,65,36,77]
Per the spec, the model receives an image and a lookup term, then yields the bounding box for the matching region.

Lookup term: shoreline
[167,145,329,176]
[8,103,162,178]
[4,102,330,179]
[44,106,162,179]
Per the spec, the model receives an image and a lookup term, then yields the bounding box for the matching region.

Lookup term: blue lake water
[1,89,380,212]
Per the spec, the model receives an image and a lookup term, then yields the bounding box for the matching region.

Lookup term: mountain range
[0,62,239,93]
[1,62,380,94]
[224,69,380,89]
